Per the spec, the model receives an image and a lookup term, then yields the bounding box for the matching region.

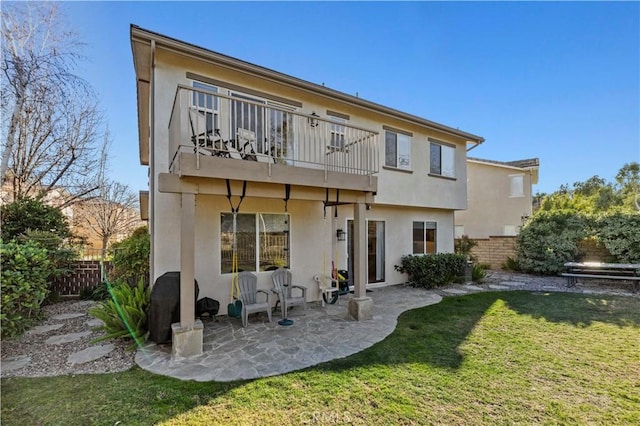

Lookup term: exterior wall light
[308,111,319,128]
[336,229,346,241]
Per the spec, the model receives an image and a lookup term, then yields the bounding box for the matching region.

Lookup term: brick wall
[468,236,517,270]
[465,237,614,270]
[577,239,613,262]
[51,261,112,295]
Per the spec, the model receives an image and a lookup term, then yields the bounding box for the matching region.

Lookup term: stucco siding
[455,161,534,238]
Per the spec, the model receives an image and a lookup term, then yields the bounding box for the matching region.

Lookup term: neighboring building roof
[131,25,485,166]
[467,157,540,184]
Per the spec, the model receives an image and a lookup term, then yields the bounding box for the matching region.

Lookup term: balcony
[168,85,379,192]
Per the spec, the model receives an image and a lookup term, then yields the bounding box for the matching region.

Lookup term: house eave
[130,25,484,145]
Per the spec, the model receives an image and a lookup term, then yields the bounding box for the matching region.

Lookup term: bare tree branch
[1,2,105,204]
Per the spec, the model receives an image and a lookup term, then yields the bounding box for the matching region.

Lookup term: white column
[179,192,196,326]
[353,202,367,298]
[172,192,202,359]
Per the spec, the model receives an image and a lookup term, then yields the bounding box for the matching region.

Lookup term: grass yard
[2,291,639,425]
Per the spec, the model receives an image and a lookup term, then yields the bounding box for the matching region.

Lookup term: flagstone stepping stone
[1,355,31,372]
[68,344,115,365]
[45,331,92,345]
[502,281,526,286]
[51,313,85,321]
[442,288,467,295]
[489,284,510,290]
[87,318,104,328]
[464,284,484,291]
[26,324,65,335]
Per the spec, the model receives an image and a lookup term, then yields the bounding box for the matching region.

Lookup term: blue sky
[63,1,639,195]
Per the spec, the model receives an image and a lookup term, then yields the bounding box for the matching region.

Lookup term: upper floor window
[509,174,524,197]
[385,130,411,170]
[330,116,346,150]
[429,140,455,177]
[191,81,219,138]
[413,221,437,254]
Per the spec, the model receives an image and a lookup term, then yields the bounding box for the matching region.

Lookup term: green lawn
[2,291,639,425]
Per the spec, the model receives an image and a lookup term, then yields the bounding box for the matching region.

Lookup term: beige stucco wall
[147,47,470,303]
[455,161,535,239]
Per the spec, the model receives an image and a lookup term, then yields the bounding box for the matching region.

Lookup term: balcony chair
[271,268,308,319]
[237,271,272,327]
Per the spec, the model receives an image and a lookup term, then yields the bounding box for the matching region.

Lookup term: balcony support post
[172,192,202,359]
[348,202,373,321]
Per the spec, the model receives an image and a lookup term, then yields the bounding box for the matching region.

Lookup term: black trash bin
[148,271,199,344]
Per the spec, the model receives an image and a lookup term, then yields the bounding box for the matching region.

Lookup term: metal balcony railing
[168,85,379,178]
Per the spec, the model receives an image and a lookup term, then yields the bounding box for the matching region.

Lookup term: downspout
[150,39,156,286]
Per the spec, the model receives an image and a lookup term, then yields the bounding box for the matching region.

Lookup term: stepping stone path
[489,284,511,290]
[502,281,526,287]
[464,284,484,291]
[442,288,468,295]
[1,355,31,372]
[45,331,92,345]
[87,318,104,327]
[51,313,85,321]
[26,324,65,335]
[68,344,115,365]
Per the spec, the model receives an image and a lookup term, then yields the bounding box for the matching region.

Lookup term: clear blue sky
[64,1,639,195]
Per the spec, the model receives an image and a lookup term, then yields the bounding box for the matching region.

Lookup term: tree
[0,197,71,241]
[76,181,139,258]
[1,2,104,206]
[538,164,639,214]
[615,162,640,210]
[73,135,140,258]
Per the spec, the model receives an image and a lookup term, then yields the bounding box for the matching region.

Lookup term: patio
[135,285,442,382]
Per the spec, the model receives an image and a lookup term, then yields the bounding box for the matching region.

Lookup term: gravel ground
[1,299,136,378]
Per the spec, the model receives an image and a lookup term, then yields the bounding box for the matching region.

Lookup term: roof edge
[130,25,484,144]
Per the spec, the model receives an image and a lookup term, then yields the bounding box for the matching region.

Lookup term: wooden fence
[50,261,112,295]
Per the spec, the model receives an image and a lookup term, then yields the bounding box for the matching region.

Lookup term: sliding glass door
[347,220,385,284]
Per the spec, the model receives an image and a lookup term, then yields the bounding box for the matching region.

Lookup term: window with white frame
[385,130,411,169]
[330,116,346,149]
[509,174,524,197]
[413,221,437,254]
[192,81,219,136]
[220,213,290,273]
[429,140,455,177]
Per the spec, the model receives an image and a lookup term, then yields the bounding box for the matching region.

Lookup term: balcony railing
[168,85,379,179]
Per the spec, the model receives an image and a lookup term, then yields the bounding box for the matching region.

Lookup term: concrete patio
[135,272,640,382]
[135,285,442,382]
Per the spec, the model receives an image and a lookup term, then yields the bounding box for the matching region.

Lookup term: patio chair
[271,268,308,319]
[237,271,272,327]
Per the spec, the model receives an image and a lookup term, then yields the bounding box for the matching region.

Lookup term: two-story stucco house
[131,26,484,356]
[455,157,539,239]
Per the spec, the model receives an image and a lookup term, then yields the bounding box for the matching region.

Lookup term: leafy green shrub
[88,279,151,350]
[516,211,591,275]
[501,256,521,272]
[110,226,150,286]
[1,240,50,338]
[596,212,640,263]
[395,253,467,289]
[472,264,488,282]
[79,281,111,301]
[454,235,478,262]
[1,197,71,241]
[17,230,76,281]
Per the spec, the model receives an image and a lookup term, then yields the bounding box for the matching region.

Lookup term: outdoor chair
[237,271,272,327]
[271,268,308,319]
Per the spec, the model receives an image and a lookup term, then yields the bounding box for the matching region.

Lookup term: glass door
[347,220,385,284]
